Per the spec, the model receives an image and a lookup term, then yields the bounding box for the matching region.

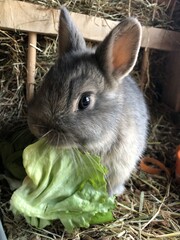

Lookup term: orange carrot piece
[140,157,171,177]
[175,145,180,183]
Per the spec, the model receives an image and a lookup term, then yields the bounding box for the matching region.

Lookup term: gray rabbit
[28,7,149,196]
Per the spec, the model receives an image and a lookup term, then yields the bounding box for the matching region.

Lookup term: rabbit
[27,7,149,196]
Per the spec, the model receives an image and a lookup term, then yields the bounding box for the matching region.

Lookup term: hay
[1,169,180,239]
[0,30,57,137]
[0,0,179,239]
[22,0,175,29]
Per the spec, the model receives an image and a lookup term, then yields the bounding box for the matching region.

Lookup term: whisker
[41,129,53,139]
[56,131,60,148]
[72,148,94,181]
[84,150,108,188]
[28,122,45,128]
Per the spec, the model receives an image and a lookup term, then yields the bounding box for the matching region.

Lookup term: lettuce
[10,139,115,232]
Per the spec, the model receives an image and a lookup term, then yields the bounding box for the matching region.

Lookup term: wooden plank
[0,0,59,35]
[0,0,180,51]
[141,26,180,51]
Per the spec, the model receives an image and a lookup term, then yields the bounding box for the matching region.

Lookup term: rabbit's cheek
[85,130,117,155]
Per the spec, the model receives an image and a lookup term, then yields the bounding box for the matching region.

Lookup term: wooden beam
[141,26,180,52]
[26,32,37,103]
[0,0,180,51]
[0,0,59,35]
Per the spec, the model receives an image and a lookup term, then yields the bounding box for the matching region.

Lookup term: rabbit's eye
[78,93,91,110]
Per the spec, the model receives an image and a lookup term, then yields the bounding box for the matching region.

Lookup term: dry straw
[0,0,179,239]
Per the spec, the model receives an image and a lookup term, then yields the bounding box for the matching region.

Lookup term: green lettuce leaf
[10,139,115,232]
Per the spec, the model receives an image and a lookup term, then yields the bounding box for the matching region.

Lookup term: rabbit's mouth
[44,129,77,148]
[28,121,77,148]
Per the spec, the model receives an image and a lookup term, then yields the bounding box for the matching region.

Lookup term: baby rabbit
[28,7,149,196]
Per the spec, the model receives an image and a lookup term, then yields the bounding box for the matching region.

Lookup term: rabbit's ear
[95,18,141,85]
[58,7,86,57]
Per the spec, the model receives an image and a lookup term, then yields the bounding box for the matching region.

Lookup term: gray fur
[28,7,149,196]
[58,7,86,57]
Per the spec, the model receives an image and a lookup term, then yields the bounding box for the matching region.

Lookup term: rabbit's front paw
[108,184,125,197]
